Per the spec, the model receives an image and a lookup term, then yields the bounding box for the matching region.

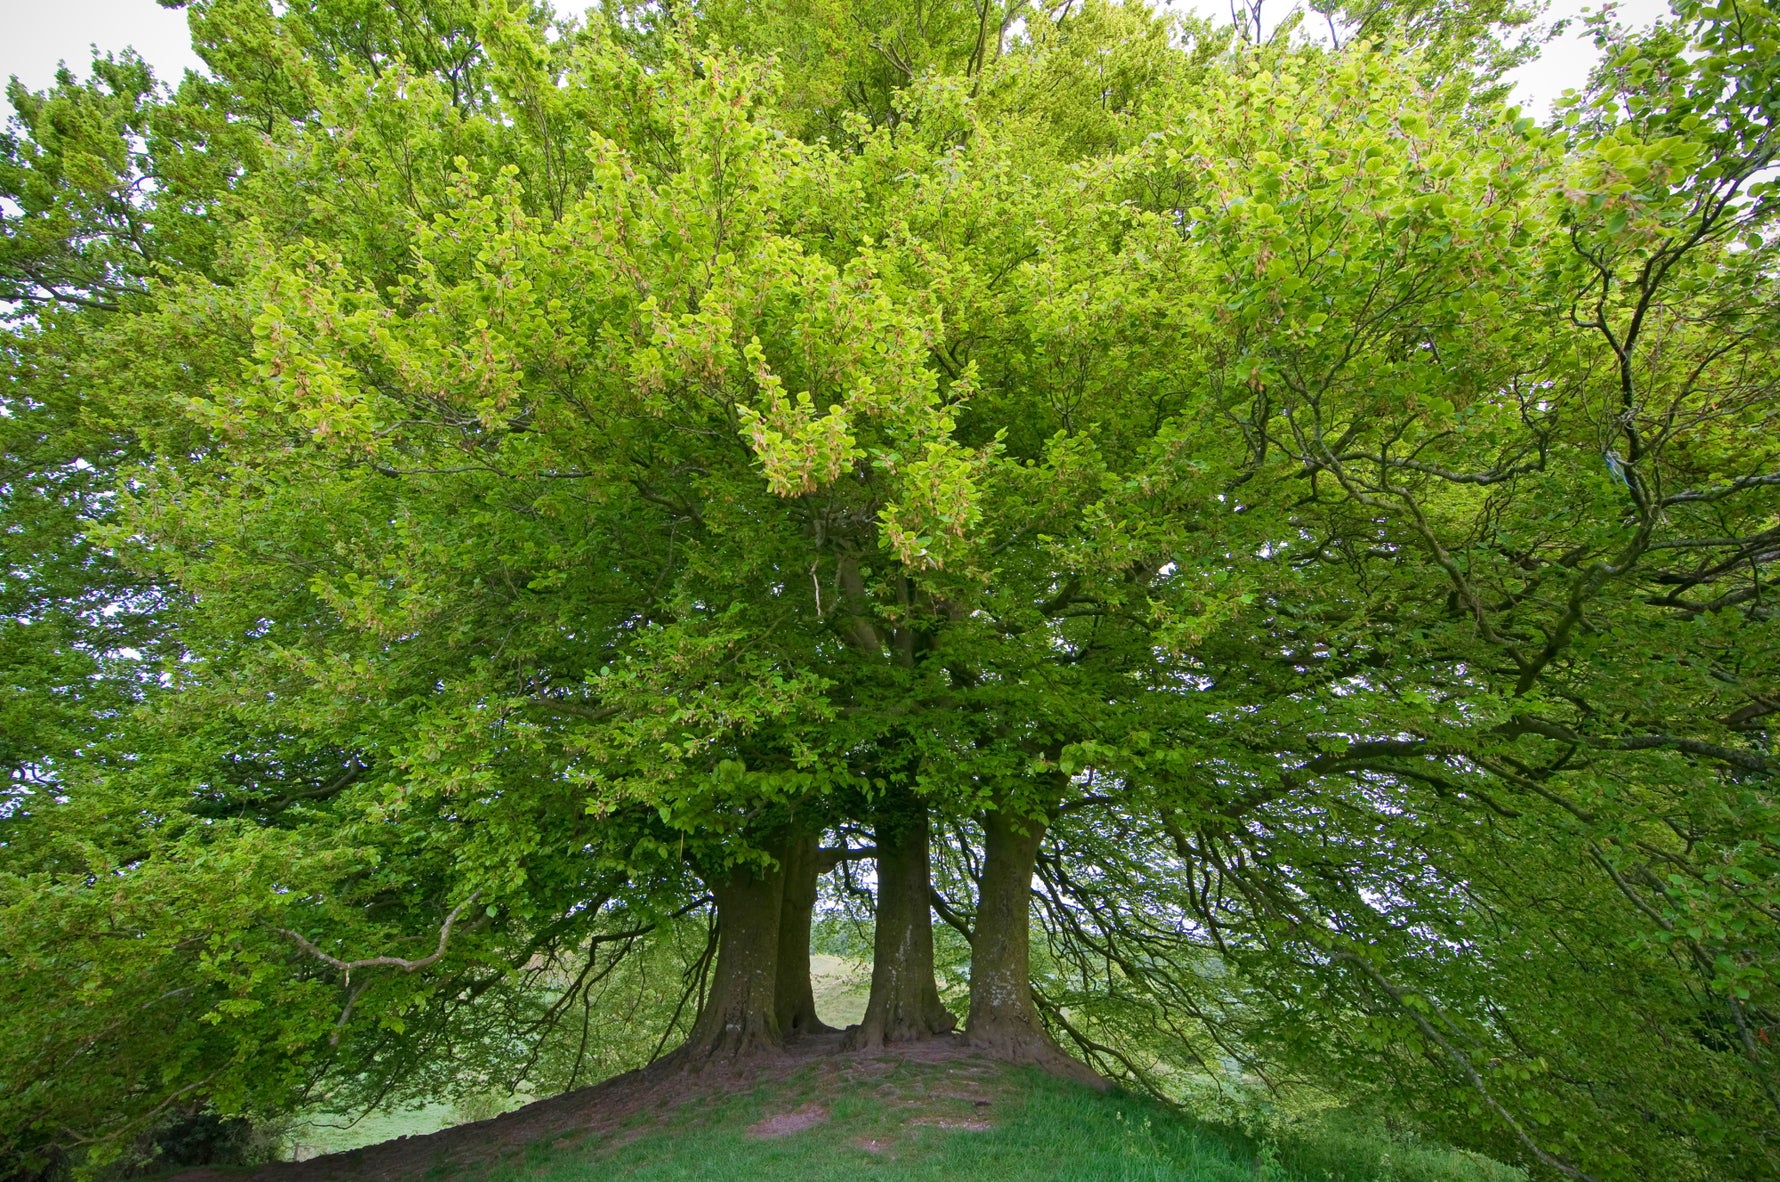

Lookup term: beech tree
[3,1,1776,1179]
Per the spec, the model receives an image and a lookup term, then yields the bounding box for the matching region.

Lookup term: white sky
[1501,0,1674,115]
[1,0,204,100]
[1158,0,1676,116]
[1,0,1675,121]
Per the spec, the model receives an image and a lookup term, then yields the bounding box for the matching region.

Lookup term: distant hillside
[169,1037,1523,1182]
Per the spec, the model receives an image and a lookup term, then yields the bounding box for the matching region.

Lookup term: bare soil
[168,1032,1013,1182]
[745,1102,829,1137]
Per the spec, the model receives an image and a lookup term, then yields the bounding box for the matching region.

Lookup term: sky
[1158,0,1676,115]
[1,0,205,100]
[0,0,1677,120]
[1501,0,1674,114]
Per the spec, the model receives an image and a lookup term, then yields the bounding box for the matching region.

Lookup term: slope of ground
[281,955,873,1162]
[172,1036,1523,1182]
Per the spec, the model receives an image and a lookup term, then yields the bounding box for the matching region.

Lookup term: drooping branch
[1329,950,1605,1182]
[278,891,482,984]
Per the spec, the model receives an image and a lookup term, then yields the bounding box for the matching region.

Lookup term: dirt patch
[748,1104,829,1137]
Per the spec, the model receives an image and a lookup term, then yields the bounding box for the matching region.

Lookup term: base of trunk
[964,801,1106,1089]
[674,856,786,1067]
[844,998,957,1050]
[964,1013,1106,1087]
[845,789,955,1051]
[776,829,836,1040]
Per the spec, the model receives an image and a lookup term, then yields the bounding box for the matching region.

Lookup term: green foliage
[2,2,1777,1180]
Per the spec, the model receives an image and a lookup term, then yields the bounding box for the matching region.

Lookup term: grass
[465,1057,1523,1182]
[266,966,1519,1182]
[807,953,871,1029]
[287,1103,458,1160]
[284,955,871,1162]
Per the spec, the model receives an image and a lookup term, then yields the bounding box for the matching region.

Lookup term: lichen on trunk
[846,788,955,1049]
[966,800,1102,1086]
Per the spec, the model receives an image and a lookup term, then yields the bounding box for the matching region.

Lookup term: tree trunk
[775,828,833,1039]
[678,855,785,1063]
[847,790,956,1049]
[966,802,1098,1084]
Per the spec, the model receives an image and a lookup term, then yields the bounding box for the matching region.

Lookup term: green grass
[287,1102,458,1159]
[807,953,871,1029]
[469,1058,1523,1182]
[283,957,872,1163]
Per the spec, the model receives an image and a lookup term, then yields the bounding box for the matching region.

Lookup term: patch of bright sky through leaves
[0,0,1675,125]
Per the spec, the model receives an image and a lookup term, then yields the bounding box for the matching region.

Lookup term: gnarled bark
[775,827,834,1039]
[846,789,955,1049]
[677,854,785,1064]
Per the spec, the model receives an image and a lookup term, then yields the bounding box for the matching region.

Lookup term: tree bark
[677,855,785,1063]
[966,801,1098,1083]
[775,827,834,1039]
[847,789,956,1049]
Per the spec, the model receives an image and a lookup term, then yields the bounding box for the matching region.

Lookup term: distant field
[807,953,872,1029]
[286,1104,457,1162]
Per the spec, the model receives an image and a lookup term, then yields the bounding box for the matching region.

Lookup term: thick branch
[278,892,481,983]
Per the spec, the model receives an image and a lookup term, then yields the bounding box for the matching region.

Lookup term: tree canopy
[2,2,1776,1180]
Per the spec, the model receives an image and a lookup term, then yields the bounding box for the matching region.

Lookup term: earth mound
[171,1034,1028,1181]
[165,1039,1524,1182]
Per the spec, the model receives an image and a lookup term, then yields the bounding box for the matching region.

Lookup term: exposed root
[965,1029,1111,1091]
[841,1006,957,1053]
[656,1023,784,1073]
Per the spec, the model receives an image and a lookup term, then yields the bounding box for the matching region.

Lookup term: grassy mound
[179,1045,1523,1182]
[492,1059,1520,1182]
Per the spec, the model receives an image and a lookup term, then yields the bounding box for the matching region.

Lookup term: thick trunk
[678,856,785,1063]
[847,791,956,1049]
[965,804,1050,1058]
[967,803,1098,1084]
[775,828,833,1039]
